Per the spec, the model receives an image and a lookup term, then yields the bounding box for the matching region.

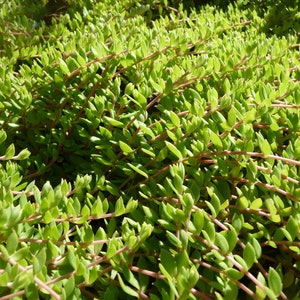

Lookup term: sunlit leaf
[165,141,183,160]
[268,267,282,297]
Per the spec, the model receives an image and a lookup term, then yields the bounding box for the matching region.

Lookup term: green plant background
[0,0,299,299]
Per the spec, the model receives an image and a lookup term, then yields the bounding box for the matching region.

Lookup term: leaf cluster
[0,0,299,299]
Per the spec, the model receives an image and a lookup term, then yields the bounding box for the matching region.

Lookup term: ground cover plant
[0,0,300,299]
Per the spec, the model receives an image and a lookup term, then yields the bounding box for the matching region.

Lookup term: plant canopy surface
[0,0,299,299]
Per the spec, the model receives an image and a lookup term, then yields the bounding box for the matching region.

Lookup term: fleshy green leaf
[210,131,223,150]
[4,144,15,159]
[215,232,229,254]
[117,273,139,297]
[119,140,134,154]
[286,216,299,240]
[268,267,282,297]
[166,231,182,248]
[6,231,18,254]
[59,58,70,75]
[128,163,148,178]
[165,141,183,160]
[243,243,256,269]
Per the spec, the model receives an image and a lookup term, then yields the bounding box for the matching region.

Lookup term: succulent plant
[0,0,299,299]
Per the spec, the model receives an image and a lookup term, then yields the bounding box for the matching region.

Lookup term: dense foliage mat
[0,0,300,299]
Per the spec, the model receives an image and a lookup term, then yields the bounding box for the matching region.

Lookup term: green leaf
[0,129,7,145]
[210,131,223,150]
[205,200,217,218]
[65,276,76,298]
[12,271,33,290]
[238,196,248,209]
[106,181,120,196]
[149,78,164,93]
[6,230,18,254]
[125,83,135,95]
[249,236,262,259]
[193,210,204,234]
[226,228,238,252]
[245,109,256,123]
[103,284,120,300]
[107,239,117,259]
[119,140,134,154]
[211,249,225,261]
[265,198,278,218]
[224,280,238,300]
[4,144,15,159]
[139,222,153,241]
[81,205,90,218]
[141,147,156,157]
[207,187,221,216]
[76,260,87,277]
[177,267,191,297]
[227,107,236,127]
[158,263,178,297]
[0,272,9,287]
[156,147,168,162]
[243,243,256,269]
[268,267,282,297]
[133,89,147,107]
[14,148,31,160]
[33,248,46,274]
[25,283,39,299]
[91,198,103,217]
[117,273,139,297]
[169,111,180,127]
[166,231,182,248]
[103,116,124,127]
[87,266,98,285]
[250,198,262,209]
[11,247,29,262]
[226,268,244,280]
[166,129,177,142]
[280,228,293,242]
[233,255,248,271]
[181,193,194,212]
[138,122,155,138]
[83,226,94,243]
[208,87,218,110]
[128,163,148,178]
[165,141,183,160]
[67,247,77,270]
[265,287,278,300]
[142,205,157,221]
[256,272,267,299]
[203,219,215,243]
[92,154,113,166]
[160,249,177,277]
[286,216,299,240]
[123,266,140,290]
[260,139,272,156]
[215,232,229,254]
[125,199,138,213]
[165,78,173,94]
[115,197,126,216]
[59,58,70,75]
